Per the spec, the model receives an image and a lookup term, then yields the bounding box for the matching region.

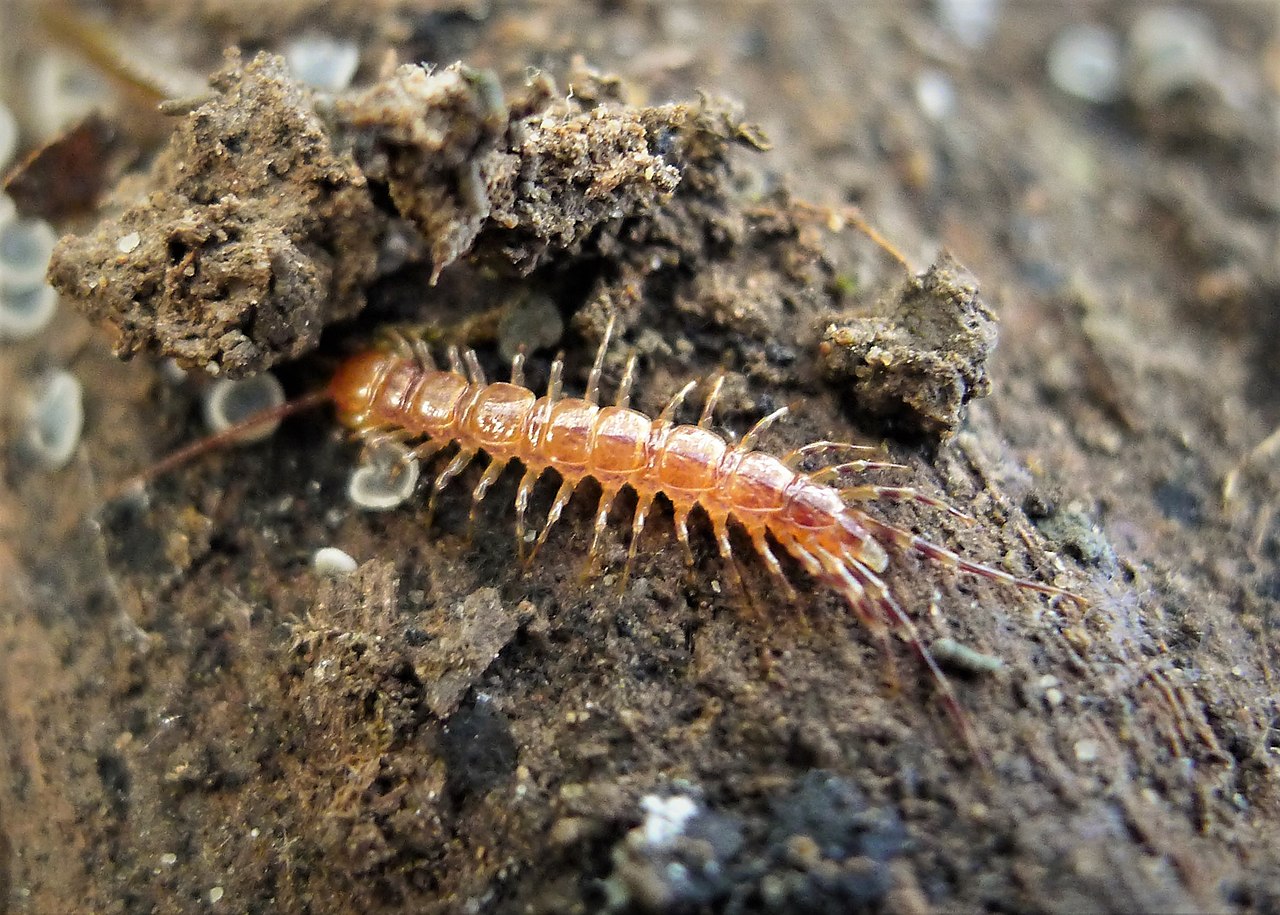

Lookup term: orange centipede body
[323,317,1085,757]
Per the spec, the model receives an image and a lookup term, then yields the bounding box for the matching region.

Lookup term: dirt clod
[48,51,382,377]
[820,253,998,441]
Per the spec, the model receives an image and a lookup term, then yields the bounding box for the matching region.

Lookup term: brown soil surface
[3,3,1278,914]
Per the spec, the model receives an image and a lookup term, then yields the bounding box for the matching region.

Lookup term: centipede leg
[583,486,621,583]
[843,556,988,766]
[618,494,654,595]
[737,406,789,452]
[514,467,542,564]
[584,314,617,405]
[466,458,509,543]
[426,447,476,526]
[671,504,696,566]
[615,353,639,410]
[710,513,761,622]
[807,460,911,486]
[750,530,797,604]
[697,374,726,428]
[855,512,1083,604]
[809,545,900,693]
[839,484,974,524]
[781,440,882,470]
[530,478,575,562]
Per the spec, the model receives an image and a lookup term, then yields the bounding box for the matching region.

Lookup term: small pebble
[22,369,84,470]
[116,231,141,254]
[159,853,178,867]
[312,546,358,575]
[1048,23,1123,104]
[0,217,58,288]
[283,34,361,92]
[0,282,59,340]
[208,886,224,904]
[201,373,286,443]
[347,441,420,510]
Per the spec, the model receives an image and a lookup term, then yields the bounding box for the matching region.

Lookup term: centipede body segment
[327,318,1084,756]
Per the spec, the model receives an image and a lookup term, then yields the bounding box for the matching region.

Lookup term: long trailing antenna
[102,390,331,502]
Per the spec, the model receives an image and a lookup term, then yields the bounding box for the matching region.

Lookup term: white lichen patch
[0,283,58,340]
[22,369,85,470]
[201,373,286,443]
[348,440,420,510]
[0,217,58,288]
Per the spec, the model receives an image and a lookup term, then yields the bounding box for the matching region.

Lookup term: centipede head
[328,349,394,424]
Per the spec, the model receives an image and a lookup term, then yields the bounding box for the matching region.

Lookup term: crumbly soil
[3,3,1278,914]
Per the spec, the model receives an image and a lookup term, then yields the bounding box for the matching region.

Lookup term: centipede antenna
[698,374,726,428]
[510,350,526,387]
[463,348,487,385]
[585,313,617,405]
[615,352,639,409]
[737,406,789,452]
[102,389,331,502]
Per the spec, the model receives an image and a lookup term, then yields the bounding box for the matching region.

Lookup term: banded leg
[514,466,543,563]
[855,512,1084,604]
[530,478,576,562]
[509,350,526,387]
[426,447,477,525]
[466,458,509,541]
[582,486,622,582]
[618,493,655,595]
[838,484,974,524]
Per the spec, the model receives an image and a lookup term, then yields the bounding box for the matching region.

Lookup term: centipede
[129,314,1084,760]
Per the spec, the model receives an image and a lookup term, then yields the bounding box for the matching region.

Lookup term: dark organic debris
[604,773,907,914]
[820,252,998,441]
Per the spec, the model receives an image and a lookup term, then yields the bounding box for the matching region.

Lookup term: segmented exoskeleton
[328,317,1084,755]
